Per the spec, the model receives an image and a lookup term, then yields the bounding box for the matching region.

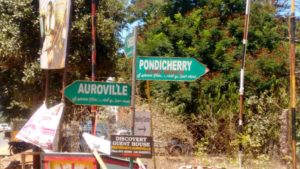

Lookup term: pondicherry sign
[136,57,208,81]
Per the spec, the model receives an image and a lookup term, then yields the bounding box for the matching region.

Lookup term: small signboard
[134,111,151,136]
[124,31,135,58]
[41,152,97,169]
[40,152,140,169]
[136,57,209,81]
[64,81,131,106]
[110,135,153,158]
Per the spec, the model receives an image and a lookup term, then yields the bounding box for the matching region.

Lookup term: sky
[121,20,143,41]
[276,0,300,16]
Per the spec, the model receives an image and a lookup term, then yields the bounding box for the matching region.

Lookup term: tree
[0,0,41,120]
[0,0,128,122]
[128,0,290,155]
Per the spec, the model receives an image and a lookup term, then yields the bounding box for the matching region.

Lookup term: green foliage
[70,0,127,79]
[129,0,290,157]
[0,0,128,120]
[138,31,174,56]
[194,137,209,157]
[127,0,166,23]
[0,0,40,120]
[248,3,281,53]
[238,88,288,157]
[0,0,294,158]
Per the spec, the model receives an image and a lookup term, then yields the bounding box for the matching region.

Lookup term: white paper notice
[16,102,64,151]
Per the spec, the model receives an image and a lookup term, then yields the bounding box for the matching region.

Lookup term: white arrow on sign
[134,111,151,136]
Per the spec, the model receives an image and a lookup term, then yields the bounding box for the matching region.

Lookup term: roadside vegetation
[0,0,300,168]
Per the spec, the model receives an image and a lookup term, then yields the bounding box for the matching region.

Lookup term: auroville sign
[64,81,131,106]
[136,57,208,81]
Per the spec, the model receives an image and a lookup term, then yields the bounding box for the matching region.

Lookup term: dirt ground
[140,155,285,169]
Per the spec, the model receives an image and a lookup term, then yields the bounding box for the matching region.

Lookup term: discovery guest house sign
[110,135,153,158]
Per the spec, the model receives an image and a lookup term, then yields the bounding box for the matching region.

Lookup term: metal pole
[238,0,251,168]
[58,0,72,151]
[44,70,49,103]
[129,27,138,169]
[91,0,97,135]
[33,12,48,169]
[290,0,297,168]
[146,81,157,169]
[61,0,72,103]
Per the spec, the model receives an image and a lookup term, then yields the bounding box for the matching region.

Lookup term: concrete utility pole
[129,27,138,169]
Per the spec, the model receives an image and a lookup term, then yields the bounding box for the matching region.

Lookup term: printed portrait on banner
[39,0,71,69]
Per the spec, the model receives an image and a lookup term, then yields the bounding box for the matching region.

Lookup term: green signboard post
[124,31,135,58]
[64,81,131,106]
[136,57,208,81]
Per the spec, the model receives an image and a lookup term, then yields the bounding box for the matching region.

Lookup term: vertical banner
[39,0,71,69]
[16,103,64,151]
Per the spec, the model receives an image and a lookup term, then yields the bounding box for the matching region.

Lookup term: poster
[16,102,64,151]
[39,0,71,69]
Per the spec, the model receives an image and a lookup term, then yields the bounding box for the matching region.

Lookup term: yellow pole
[289,0,297,168]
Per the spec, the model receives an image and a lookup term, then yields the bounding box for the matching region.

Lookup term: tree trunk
[279,109,290,168]
[61,121,80,152]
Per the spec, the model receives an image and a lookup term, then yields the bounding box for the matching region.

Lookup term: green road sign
[64,81,131,106]
[136,57,208,81]
[124,31,135,58]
